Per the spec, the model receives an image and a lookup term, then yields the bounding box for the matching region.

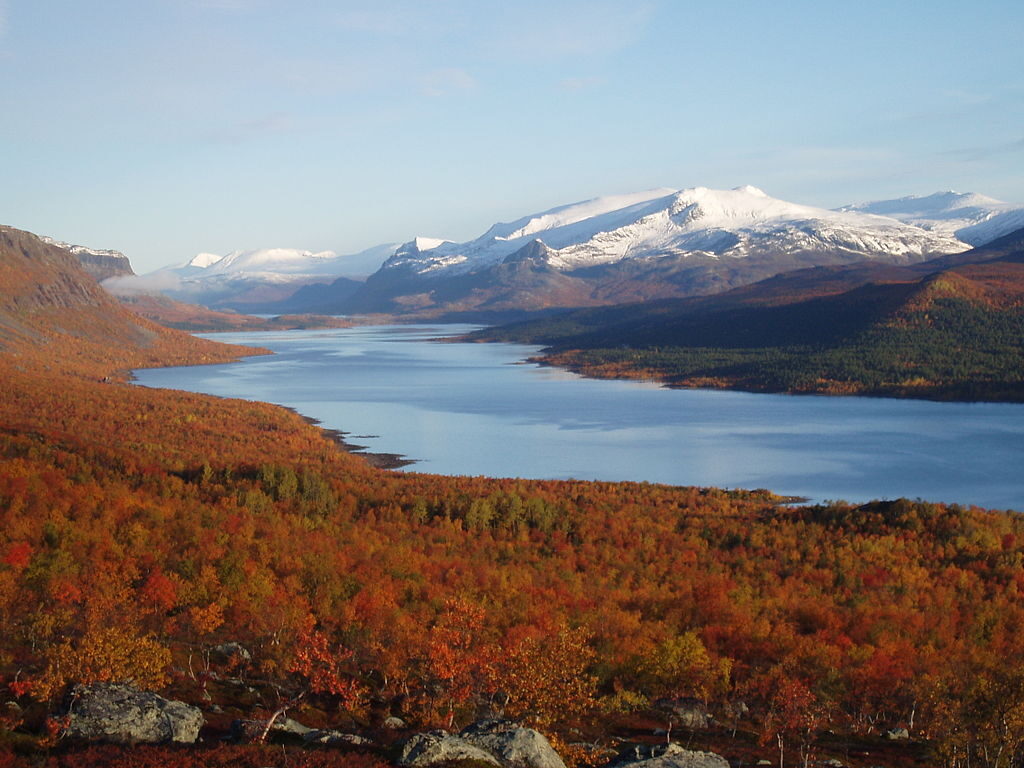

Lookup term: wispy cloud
[420,67,476,97]
[942,136,1024,162]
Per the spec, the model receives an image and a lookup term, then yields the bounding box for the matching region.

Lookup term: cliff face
[74,249,135,282]
[0,225,258,373]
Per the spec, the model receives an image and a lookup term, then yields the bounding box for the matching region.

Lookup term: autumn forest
[4,226,1024,768]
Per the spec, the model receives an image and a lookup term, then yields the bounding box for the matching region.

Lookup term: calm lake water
[134,324,1024,511]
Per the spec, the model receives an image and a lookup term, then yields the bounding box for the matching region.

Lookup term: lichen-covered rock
[460,720,566,768]
[65,683,203,744]
[383,715,408,729]
[398,731,502,767]
[613,743,729,768]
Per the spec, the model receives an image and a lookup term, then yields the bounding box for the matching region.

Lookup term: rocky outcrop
[460,720,567,768]
[613,743,728,768]
[65,683,203,744]
[398,731,503,767]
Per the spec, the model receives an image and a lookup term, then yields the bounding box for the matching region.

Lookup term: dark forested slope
[473,230,1024,401]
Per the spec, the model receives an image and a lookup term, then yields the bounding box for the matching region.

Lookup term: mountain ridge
[337,185,1022,317]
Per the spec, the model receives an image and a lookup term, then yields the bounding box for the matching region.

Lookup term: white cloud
[102,272,183,297]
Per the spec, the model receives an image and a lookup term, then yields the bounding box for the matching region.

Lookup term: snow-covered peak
[380,185,972,279]
[841,191,1004,219]
[483,188,678,242]
[413,237,449,252]
[188,252,223,269]
[838,191,1024,245]
[668,185,834,228]
[733,184,768,197]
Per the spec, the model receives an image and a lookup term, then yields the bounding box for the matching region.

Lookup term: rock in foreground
[65,683,203,744]
[398,731,502,767]
[614,744,729,768]
[460,720,567,768]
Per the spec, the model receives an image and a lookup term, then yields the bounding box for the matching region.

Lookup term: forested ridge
[472,235,1024,402]
[4,226,1024,768]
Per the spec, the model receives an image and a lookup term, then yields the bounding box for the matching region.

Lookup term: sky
[1,0,1023,273]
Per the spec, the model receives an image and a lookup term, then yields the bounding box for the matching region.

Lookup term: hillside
[5,222,1024,768]
[0,226,259,376]
[472,230,1024,401]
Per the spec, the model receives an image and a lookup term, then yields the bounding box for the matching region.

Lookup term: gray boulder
[654,698,710,730]
[65,683,203,744]
[210,642,252,666]
[398,731,502,767]
[885,727,909,740]
[460,720,566,768]
[230,715,312,743]
[384,715,408,729]
[614,744,728,768]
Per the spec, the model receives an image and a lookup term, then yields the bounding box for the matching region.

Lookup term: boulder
[654,698,710,730]
[210,642,252,666]
[230,715,312,743]
[613,744,728,768]
[305,729,374,747]
[885,727,910,740]
[65,683,203,744]
[460,719,566,768]
[384,715,408,729]
[398,731,502,768]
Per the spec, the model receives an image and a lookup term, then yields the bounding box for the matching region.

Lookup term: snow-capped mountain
[838,191,1024,247]
[379,186,969,280]
[345,185,983,317]
[174,243,400,282]
[40,236,135,282]
[108,243,400,311]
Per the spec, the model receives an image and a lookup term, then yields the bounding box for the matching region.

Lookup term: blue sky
[1,0,1023,273]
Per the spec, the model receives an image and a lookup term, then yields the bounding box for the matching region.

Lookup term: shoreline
[294,411,416,470]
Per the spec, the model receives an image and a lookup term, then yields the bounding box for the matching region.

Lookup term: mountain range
[105,243,398,311]
[341,186,1024,317]
[94,185,1024,318]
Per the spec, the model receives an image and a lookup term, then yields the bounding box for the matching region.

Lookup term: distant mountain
[838,191,1024,246]
[39,236,135,282]
[471,227,1024,401]
[113,243,399,311]
[342,186,980,317]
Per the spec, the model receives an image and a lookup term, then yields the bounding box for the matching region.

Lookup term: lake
[133,324,1024,511]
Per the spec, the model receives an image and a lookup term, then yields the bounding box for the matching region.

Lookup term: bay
[133,324,1024,511]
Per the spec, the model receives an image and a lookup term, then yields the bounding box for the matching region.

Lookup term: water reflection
[133,325,1024,511]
